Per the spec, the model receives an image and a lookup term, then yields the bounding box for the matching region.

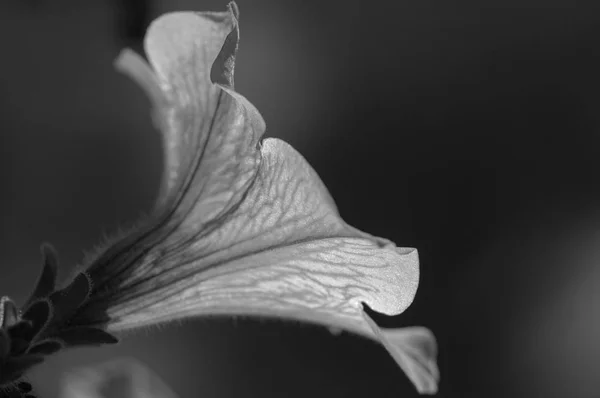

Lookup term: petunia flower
[0,2,438,396]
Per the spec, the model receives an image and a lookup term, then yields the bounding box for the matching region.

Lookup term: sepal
[48,272,91,325]
[54,326,119,347]
[0,249,119,392]
[23,244,59,309]
[0,297,19,329]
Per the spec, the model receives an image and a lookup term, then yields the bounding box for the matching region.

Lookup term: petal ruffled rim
[146,2,264,218]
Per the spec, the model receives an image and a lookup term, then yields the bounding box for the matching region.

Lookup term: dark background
[1,0,600,397]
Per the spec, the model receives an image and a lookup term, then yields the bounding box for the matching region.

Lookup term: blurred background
[1,0,600,397]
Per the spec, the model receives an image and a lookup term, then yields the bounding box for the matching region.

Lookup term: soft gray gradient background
[2,0,600,397]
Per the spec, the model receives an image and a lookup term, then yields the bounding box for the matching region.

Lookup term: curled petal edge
[362,309,439,394]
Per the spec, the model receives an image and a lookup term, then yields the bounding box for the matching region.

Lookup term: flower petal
[362,310,439,394]
[154,139,348,274]
[96,3,265,315]
[110,237,418,336]
[61,358,179,398]
[106,139,418,329]
[100,138,425,391]
[135,3,265,222]
[91,3,433,393]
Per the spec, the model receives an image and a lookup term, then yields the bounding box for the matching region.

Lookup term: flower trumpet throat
[1,2,438,395]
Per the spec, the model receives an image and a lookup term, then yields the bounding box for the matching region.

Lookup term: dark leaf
[0,328,10,360]
[5,354,45,372]
[16,381,32,393]
[23,244,59,308]
[0,355,44,385]
[67,305,111,329]
[49,273,91,324]
[6,320,34,356]
[7,336,29,357]
[27,339,63,356]
[20,300,50,339]
[7,320,33,338]
[55,326,118,347]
